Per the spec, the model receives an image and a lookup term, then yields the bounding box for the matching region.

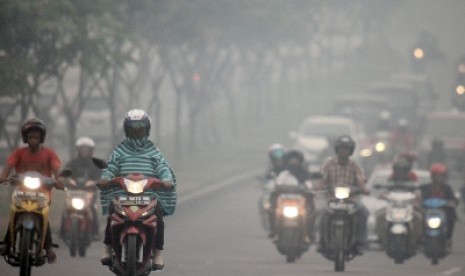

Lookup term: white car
[289,115,362,167]
[361,167,430,245]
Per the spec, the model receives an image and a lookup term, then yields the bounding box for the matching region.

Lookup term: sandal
[152,263,164,271]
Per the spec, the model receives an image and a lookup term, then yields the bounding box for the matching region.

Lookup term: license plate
[16,191,45,201]
[118,195,151,206]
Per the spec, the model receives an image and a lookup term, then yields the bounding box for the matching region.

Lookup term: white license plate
[119,196,151,206]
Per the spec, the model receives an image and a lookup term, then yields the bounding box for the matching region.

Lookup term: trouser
[4,223,53,250]
[104,203,165,250]
[90,205,100,236]
[320,201,369,247]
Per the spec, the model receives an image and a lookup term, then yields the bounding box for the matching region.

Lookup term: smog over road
[1,1,465,275]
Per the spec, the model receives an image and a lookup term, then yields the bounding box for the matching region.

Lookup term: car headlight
[24,177,41,190]
[427,217,442,229]
[283,206,299,218]
[360,148,372,157]
[124,179,148,194]
[71,198,85,210]
[375,142,386,152]
[334,186,350,199]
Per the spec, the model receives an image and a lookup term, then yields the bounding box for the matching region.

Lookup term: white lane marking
[178,168,263,205]
[441,267,462,275]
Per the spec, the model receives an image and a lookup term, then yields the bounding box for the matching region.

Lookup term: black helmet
[334,135,355,155]
[284,149,305,165]
[123,109,151,138]
[21,118,47,143]
[392,158,411,176]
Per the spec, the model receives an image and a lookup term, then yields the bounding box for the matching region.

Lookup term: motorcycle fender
[425,229,441,237]
[127,226,139,234]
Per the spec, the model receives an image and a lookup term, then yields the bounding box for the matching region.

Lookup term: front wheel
[19,228,32,276]
[334,225,345,272]
[126,234,138,276]
[429,237,439,265]
[69,218,79,257]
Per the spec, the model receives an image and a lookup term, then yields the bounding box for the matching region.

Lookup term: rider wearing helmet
[97,109,176,271]
[318,135,369,254]
[420,163,457,246]
[0,118,64,263]
[264,143,286,180]
[269,149,315,241]
[389,155,418,182]
[62,136,102,240]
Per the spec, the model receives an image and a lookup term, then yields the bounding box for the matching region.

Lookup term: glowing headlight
[71,198,85,210]
[456,85,465,95]
[124,179,148,194]
[283,206,299,218]
[334,186,350,199]
[427,217,442,229]
[360,148,372,157]
[375,142,386,152]
[414,48,424,59]
[24,177,41,190]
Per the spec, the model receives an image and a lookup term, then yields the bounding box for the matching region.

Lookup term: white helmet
[75,136,95,148]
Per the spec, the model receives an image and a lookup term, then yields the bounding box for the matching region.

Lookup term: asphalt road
[1,171,464,276]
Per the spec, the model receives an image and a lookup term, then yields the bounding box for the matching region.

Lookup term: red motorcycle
[61,178,97,257]
[104,173,165,276]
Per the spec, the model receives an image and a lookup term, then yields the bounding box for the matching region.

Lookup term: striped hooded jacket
[99,137,176,215]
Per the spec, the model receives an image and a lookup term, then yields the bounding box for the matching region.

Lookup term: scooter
[422,198,449,265]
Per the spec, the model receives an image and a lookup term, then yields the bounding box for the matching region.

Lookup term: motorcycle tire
[430,238,439,265]
[126,234,138,276]
[393,235,405,264]
[70,218,79,257]
[334,225,345,272]
[286,253,296,263]
[79,242,86,257]
[19,228,32,276]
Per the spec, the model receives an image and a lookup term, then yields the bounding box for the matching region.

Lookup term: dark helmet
[430,163,447,178]
[123,109,151,138]
[392,158,411,176]
[334,135,355,155]
[21,118,47,143]
[284,149,305,165]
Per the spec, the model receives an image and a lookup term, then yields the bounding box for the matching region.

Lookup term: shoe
[353,243,364,256]
[100,245,111,266]
[152,249,164,271]
[46,248,57,264]
[0,244,7,256]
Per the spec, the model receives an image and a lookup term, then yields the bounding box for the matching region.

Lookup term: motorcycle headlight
[414,47,424,59]
[71,198,85,210]
[283,206,299,218]
[375,142,386,152]
[334,186,350,199]
[124,179,148,194]
[456,85,465,95]
[360,148,372,157]
[24,177,41,190]
[427,217,442,229]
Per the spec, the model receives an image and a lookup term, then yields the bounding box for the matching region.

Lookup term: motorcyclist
[317,135,369,254]
[375,159,423,249]
[269,150,315,241]
[264,143,286,180]
[420,163,457,247]
[62,136,102,240]
[97,109,175,271]
[427,139,446,168]
[0,118,64,263]
[388,153,418,182]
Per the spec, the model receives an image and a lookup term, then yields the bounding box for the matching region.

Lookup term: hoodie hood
[123,137,152,152]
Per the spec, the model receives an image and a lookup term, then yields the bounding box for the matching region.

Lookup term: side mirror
[59,169,72,177]
[288,131,298,140]
[92,157,108,169]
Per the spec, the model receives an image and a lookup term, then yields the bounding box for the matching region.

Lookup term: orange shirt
[7,146,61,177]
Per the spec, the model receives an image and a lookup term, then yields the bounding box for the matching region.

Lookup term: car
[289,115,362,169]
[361,167,430,246]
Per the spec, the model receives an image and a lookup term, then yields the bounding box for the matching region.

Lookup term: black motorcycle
[271,185,314,263]
[318,186,361,272]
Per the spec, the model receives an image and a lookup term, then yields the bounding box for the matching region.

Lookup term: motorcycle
[102,173,166,276]
[422,198,449,265]
[61,177,97,257]
[376,182,418,264]
[271,185,312,263]
[319,186,361,272]
[1,170,70,276]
